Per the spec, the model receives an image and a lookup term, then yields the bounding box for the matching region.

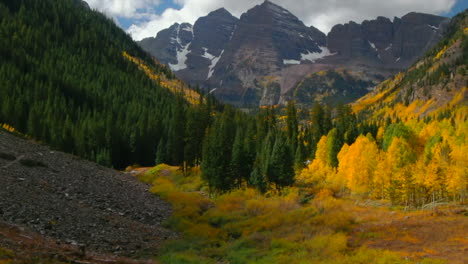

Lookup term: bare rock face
[139,0,451,107]
[207,0,326,105]
[176,8,239,85]
[139,23,193,66]
[392,13,449,62]
[328,13,449,67]
[139,9,238,85]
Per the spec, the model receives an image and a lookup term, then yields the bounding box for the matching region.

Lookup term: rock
[208,0,325,105]
[139,22,194,66]
[0,131,175,255]
[138,2,449,107]
[328,12,449,65]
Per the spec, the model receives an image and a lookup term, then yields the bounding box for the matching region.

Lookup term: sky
[83,0,467,41]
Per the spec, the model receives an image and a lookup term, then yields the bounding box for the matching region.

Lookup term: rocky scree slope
[0,131,174,256]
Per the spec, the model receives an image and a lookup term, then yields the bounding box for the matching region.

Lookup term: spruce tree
[267,133,295,190]
[155,138,166,165]
[286,101,299,150]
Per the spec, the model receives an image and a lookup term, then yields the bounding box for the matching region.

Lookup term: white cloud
[84,0,161,18]
[84,0,458,41]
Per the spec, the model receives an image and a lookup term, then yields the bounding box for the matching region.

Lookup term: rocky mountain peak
[328,13,448,66]
[139,4,451,107]
[401,12,448,25]
[208,7,232,17]
[243,0,301,25]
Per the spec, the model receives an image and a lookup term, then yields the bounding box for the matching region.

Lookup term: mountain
[139,8,239,85]
[206,0,327,105]
[139,1,449,107]
[328,12,449,68]
[139,22,194,67]
[0,0,204,169]
[353,9,467,119]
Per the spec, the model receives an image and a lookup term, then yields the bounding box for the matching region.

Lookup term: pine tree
[250,131,275,192]
[201,106,236,193]
[155,138,166,165]
[286,101,299,150]
[267,132,295,190]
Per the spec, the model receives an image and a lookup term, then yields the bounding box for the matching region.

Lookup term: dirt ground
[0,221,159,264]
[349,203,468,264]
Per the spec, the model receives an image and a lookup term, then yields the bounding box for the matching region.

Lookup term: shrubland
[138,165,460,263]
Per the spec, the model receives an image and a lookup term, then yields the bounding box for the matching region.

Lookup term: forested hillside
[199,10,468,205]
[0,0,207,169]
[315,9,468,205]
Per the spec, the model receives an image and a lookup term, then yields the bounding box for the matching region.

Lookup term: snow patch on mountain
[181,24,193,33]
[283,59,301,65]
[170,44,190,71]
[169,24,193,71]
[206,49,224,79]
[301,47,335,63]
[202,48,216,60]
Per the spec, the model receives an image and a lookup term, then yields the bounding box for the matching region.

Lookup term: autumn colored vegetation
[134,164,464,263]
[1,0,466,262]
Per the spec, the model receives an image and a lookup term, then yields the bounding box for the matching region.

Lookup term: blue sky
[117,1,182,29]
[443,0,467,16]
[85,0,466,41]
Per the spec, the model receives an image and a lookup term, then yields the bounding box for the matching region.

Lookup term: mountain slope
[0,130,174,259]
[139,1,449,107]
[353,9,468,120]
[328,12,449,68]
[0,0,200,169]
[207,0,327,105]
[139,8,239,85]
[139,22,194,67]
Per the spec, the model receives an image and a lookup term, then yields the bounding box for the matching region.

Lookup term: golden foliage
[434,45,448,60]
[0,123,15,133]
[297,136,335,186]
[122,51,200,105]
[337,136,379,195]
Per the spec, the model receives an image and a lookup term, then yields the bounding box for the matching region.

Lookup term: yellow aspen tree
[446,145,467,202]
[297,136,335,186]
[331,143,349,192]
[337,136,379,196]
[385,137,416,205]
[373,152,391,200]
[425,142,451,203]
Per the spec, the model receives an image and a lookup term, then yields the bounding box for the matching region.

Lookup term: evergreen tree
[201,106,236,193]
[267,132,295,190]
[286,101,299,150]
[155,138,166,165]
[166,96,186,166]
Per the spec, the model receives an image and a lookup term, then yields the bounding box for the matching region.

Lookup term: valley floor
[349,202,467,264]
[135,164,467,264]
[0,136,466,263]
